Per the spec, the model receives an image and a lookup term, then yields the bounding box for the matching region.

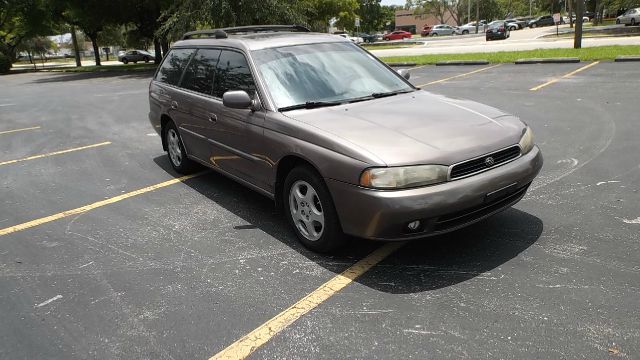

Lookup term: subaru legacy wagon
[148,25,543,252]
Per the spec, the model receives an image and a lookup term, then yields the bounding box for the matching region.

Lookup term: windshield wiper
[278,101,343,112]
[370,89,414,98]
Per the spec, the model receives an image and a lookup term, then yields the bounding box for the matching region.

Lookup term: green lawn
[53,63,157,73]
[362,44,422,50]
[380,45,640,64]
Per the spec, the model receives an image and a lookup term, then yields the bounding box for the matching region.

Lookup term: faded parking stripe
[0,126,41,136]
[0,141,111,166]
[0,172,204,237]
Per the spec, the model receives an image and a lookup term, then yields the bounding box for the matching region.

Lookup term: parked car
[562,14,589,23]
[429,24,456,36]
[118,50,155,64]
[486,21,510,40]
[616,7,640,25]
[383,30,412,40]
[335,33,364,44]
[528,15,556,28]
[505,19,527,30]
[356,32,380,43]
[456,21,487,34]
[420,25,433,36]
[149,25,543,252]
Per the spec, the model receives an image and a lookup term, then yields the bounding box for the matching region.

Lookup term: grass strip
[52,63,158,73]
[380,45,640,64]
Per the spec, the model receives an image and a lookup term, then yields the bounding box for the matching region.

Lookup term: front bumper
[326,146,543,240]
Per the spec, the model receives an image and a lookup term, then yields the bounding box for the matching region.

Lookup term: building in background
[395,9,457,33]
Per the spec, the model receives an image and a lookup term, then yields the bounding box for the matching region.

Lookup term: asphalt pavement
[1,62,639,359]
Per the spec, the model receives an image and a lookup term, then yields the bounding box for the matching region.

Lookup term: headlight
[519,126,534,154]
[360,165,448,189]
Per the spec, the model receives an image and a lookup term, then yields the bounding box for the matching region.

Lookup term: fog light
[407,220,421,231]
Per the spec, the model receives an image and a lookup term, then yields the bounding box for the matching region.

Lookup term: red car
[383,30,412,41]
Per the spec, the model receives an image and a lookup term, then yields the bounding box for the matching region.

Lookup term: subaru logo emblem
[484,156,495,167]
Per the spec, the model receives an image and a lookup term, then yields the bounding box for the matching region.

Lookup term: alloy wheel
[289,180,325,241]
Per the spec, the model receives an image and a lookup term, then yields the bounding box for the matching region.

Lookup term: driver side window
[213,50,256,98]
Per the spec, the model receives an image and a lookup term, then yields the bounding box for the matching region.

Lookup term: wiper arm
[278,101,343,112]
[370,89,414,98]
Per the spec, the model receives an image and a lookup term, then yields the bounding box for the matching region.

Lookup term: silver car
[118,50,155,64]
[617,8,640,26]
[148,25,543,252]
[429,24,457,36]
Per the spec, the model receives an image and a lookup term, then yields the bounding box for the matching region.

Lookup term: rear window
[180,49,221,95]
[155,48,195,86]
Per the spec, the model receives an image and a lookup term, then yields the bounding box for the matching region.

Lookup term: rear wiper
[370,89,414,98]
[278,101,343,112]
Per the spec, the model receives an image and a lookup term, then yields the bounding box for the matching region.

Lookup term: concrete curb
[614,55,640,62]
[436,60,490,66]
[515,57,580,64]
[387,62,417,67]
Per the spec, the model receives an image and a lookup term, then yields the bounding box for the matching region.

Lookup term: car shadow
[153,156,543,294]
[29,70,155,84]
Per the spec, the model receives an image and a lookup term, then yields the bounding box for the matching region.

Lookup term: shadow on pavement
[29,70,155,83]
[153,155,543,294]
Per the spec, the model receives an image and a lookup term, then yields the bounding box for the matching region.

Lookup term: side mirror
[397,69,411,80]
[223,90,253,109]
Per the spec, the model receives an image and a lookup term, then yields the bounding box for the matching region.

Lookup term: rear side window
[155,48,195,86]
[181,49,222,95]
[213,50,256,98]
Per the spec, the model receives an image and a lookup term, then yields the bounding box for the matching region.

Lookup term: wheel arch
[274,154,324,212]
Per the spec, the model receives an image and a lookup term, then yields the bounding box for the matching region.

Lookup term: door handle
[170,101,178,109]
[208,113,217,123]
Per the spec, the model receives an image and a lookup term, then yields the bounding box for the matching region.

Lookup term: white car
[562,15,589,23]
[617,8,640,26]
[335,33,364,44]
[456,22,487,35]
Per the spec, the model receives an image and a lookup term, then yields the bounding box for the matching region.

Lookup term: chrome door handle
[170,101,178,109]
[208,114,217,123]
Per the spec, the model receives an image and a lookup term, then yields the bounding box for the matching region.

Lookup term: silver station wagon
[148,25,543,252]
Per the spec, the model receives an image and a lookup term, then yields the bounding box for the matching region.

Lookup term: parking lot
[1,61,639,359]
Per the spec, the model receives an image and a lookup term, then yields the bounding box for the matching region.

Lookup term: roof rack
[182,25,311,40]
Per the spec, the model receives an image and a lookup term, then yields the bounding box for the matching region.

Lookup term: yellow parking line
[0,172,204,237]
[0,126,41,135]
[529,61,600,91]
[418,64,502,87]
[0,141,111,166]
[209,242,406,360]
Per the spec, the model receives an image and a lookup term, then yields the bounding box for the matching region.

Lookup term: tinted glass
[213,50,256,98]
[155,48,195,86]
[181,49,221,95]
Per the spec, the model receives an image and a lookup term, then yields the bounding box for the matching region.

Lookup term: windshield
[252,42,413,109]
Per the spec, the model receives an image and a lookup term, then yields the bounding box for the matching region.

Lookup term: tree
[16,35,56,68]
[0,0,53,61]
[358,0,386,32]
[50,0,127,65]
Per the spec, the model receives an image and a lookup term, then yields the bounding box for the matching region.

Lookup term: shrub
[0,53,11,74]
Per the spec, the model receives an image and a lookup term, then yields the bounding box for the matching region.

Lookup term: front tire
[531,23,537,28]
[462,30,469,35]
[632,18,637,26]
[144,56,150,63]
[284,166,344,253]
[122,58,128,64]
[165,122,198,174]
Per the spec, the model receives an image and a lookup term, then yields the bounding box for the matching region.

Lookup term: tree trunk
[153,38,162,64]
[593,0,599,25]
[569,0,573,28]
[87,33,101,66]
[70,25,82,67]
[476,0,480,33]
[161,39,169,57]
[574,0,583,48]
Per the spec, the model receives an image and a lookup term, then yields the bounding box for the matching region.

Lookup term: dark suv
[148,25,542,252]
[528,15,556,28]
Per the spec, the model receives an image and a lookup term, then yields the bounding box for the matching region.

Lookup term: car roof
[172,31,350,51]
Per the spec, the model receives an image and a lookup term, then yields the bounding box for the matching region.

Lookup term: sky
[381,0,406,5]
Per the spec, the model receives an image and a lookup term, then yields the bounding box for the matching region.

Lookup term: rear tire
[632,18,637,26]
[283,166,344,253]
[164,121,198,174]
[616,19,620,24]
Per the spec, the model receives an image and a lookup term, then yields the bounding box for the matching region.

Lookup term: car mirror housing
[397,69,411,80]
[223,90,253,109]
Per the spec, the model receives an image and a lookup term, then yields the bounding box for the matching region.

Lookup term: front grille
[450,145,521,179]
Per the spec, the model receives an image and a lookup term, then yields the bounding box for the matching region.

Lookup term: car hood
[282,90,525,166]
